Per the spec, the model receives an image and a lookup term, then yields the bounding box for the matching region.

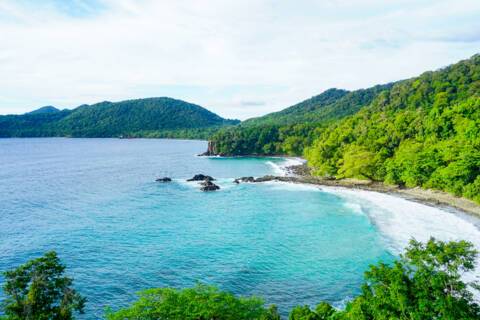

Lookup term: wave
[321,186,480,285]
[266,161,286,176]
[332,296,354,310]
[266,157,305,176]
[195,154,222,158]
[263,180,322,192]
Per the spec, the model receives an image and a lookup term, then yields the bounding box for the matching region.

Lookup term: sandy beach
[254,164,480,217]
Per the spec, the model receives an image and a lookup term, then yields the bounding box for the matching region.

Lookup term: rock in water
[252,175,277,182]
[187,174,215,182]
[200,180,220,191]
[156,177,172,182]
[234,176,255,183]
[201,185,220,191]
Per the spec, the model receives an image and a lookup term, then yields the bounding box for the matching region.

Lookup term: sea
[1,138,479,318]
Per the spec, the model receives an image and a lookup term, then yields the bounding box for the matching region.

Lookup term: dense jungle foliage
[3,239,478,319]
[305,55,480,203]
[210,84,394,156]
[0,97,239,139]
[210,55,480,203]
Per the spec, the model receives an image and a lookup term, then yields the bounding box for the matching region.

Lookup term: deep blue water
[0,138,394,318]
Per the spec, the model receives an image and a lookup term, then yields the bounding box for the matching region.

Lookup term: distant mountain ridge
[27,106,61,115]
[0,97,239,138]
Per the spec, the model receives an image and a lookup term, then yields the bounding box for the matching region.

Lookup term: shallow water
[0,138,479,318]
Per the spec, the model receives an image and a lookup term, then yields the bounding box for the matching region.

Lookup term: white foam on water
[321,186,480,286]
[342,201,365,216]
[332,296,354,310]
[266,157,305,176]
[282,157,306,167]
[195,154,222,158]
[174,179,199,188]
[263,180,322,192]
[266,161,286,176]
[214,178,237,190]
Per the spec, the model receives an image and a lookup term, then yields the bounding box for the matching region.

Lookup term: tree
[288,302,335,320]
[325,238,480,319]
[289,305,319,320]
[286,238,480,319]
[2,251,86,320]
[105,283,280,320]
[337,145,377,180]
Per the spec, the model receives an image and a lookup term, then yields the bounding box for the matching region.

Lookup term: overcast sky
[0,0,479,119]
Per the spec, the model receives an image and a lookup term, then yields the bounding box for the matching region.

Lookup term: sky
[0,0,479,120]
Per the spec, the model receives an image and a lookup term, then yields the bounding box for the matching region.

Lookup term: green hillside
[243,88,349,126]
[0,97,239,138]
[208,83,394,156]
[306,55,480,203]
[243,84,393,127]
[209,54,480,203]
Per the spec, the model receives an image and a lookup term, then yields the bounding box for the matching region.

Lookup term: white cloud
[0,0,479,119]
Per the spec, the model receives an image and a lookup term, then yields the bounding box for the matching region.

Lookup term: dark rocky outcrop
[156,177,172,182]
[187,174,215,182]
[286,164,311,176]
[233,176,255,183]
[200,180,220,191]
[233,175,300,183]
[251,175,276,182]
[198,141,221,156]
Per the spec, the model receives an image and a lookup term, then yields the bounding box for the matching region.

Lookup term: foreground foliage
[295,238,480,319]
[2,238,479,319]
[104,238,479,320]
[105,284,281,320]
[1,251,86,320]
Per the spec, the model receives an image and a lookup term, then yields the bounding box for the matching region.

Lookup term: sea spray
[266,157,305,176]
[321,186,480,286]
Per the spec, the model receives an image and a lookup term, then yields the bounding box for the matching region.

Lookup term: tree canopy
[306,55,480,203]
[105,284,280,320]
[1,251,86,320]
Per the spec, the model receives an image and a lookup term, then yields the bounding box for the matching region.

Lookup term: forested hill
[208,82,395,156]
[243,88,349,126]
[0,97,239,138]
[27,106,61,115]
[243,84,393,127]
[209,54,480,203]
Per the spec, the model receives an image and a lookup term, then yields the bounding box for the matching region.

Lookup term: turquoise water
[0,138,395,318]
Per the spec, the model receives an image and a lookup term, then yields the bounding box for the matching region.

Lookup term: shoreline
[252,163,480,218]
